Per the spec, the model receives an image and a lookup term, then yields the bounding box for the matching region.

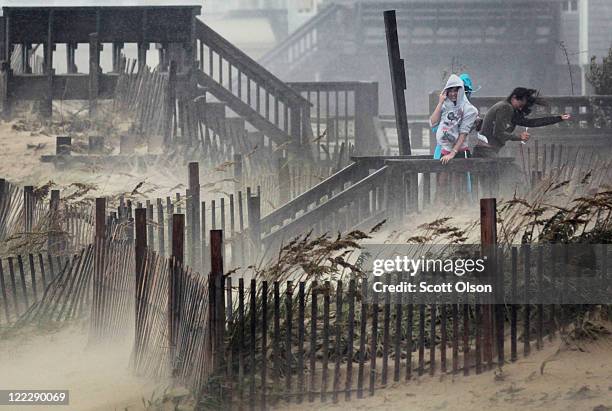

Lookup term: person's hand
[438,90,447,104]
[441,151,456,164]
[520,131,530,142]
[561,113,571,121]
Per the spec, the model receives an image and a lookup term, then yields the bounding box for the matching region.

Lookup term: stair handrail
[195,19,309,107]
[260,160,371,234]
[261,164,389,249]
[258,3,341,68]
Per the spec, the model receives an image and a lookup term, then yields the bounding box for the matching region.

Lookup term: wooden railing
[469,95,612,132]
[260,156,514,253]
[258,3,342,76]
[287,81,380,163]
[376,114,431,154]
[195,20,312,148]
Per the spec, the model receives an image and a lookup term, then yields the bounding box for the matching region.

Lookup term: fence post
[480,198,500,370]
[170,213,185,377]
[89,33,100,118]
[209,229,225,376]
[91,198,106,339]
[23,185,34,233]
[384,10,411,155]
[134,208,147,364]
[41,10,54,118]
[0,179,5,236]
[56,136,72,156]
[0,61,12,118]
[48,190,62,254]
[188,162,200,271]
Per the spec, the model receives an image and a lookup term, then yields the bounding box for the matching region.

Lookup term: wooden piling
[89,33,100,118]
[210,229,225,374]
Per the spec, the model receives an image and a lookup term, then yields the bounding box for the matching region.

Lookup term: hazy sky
[1,0,202,6]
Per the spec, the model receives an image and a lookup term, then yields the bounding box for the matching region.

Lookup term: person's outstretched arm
[514,113,571,128]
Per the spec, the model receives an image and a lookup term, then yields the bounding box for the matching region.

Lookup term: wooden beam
[3,11,10,62]
[89,33,100,118]
[42,10,54,118]
[384,10,411,155]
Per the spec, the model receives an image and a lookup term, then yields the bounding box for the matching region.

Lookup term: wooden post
[56,136,71,155]
[22,43,32,74]
[480,198,499,369]
[89,33,100,118]
[157,198,165,257]
[91,197,106,339]
[354,82,379,155]
[172,214,185,265]
[170,213,184,376]
[23,186,34,233]
[0,179,6,237]
[188,162,200,270]
[112,42,124,72]
[137,43,149,71]
[210,229,225,374]
[66,43,78,73]
[146,201,154,252]
[41,10,54,118]
[135,208,147,306]
[0,61,12,118]
[47,189,61,253]
[386,165,405,222]
[95,198,106,240]
[383,10,411,155]
[3,11,11,62]
[132,208,147,363]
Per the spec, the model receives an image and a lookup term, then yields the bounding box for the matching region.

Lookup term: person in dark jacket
[473,88,571,157]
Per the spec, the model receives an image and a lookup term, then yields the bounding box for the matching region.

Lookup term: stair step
[195,70,294,146]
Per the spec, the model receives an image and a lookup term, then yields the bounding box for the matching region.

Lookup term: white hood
[434,74,478,152]
[443,74,467,109]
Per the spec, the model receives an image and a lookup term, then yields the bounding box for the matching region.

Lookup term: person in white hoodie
[429,74,478,164]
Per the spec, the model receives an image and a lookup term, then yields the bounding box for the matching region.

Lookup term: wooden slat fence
[513,141,612,191]
[113,58,168,139]
[10,246,92,326]
[287,81,380,164]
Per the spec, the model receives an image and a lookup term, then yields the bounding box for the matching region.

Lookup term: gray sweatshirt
[431,74,478,152]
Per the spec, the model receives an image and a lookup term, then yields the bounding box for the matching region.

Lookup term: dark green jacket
[480,100,563,150]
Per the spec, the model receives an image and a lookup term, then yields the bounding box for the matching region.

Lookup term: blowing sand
[0,323,168,411]
[282,331,612,411]
[0,117,235,205]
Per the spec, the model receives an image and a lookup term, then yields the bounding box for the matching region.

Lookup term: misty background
[2,0,611,113]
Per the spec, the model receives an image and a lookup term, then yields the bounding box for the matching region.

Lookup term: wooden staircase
[192,19,314,160]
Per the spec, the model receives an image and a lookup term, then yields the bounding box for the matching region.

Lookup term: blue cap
[459,73,474,92]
